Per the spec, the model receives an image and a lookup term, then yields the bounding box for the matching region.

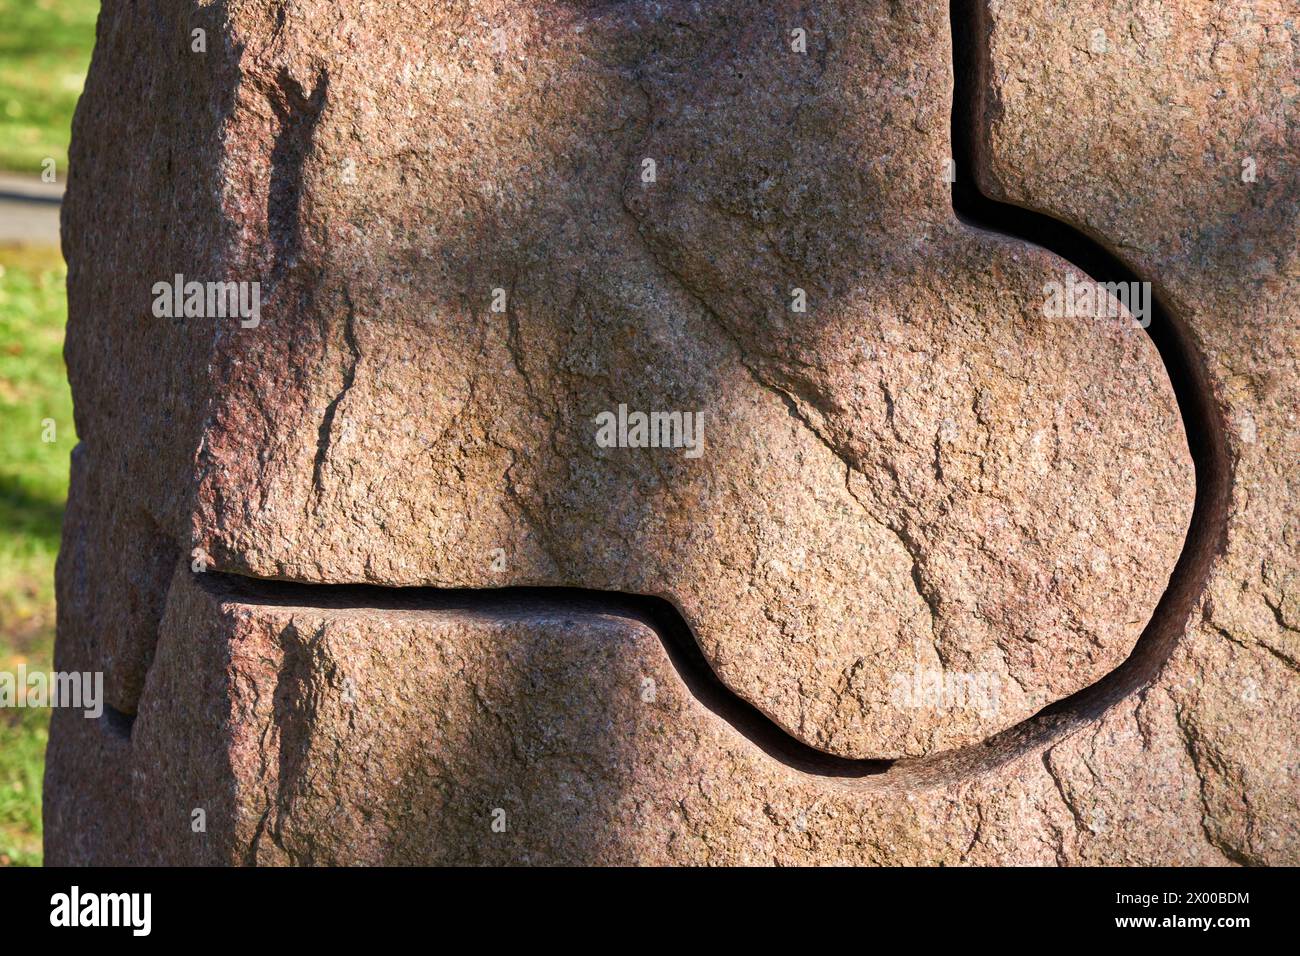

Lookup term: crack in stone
[1171,694,1263,866]
[308,288,361,518]
[1041,748,1088,840]
[1209,621,1300,674]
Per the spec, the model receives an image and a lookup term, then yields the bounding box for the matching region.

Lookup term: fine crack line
[1171,696,1262,866]
[308,287,361,517]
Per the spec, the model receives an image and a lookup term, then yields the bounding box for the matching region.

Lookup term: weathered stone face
[46,0,1297,865]
[164,0,1192,760]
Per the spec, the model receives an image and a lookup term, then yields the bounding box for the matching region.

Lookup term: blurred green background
[0,0,100,865]
[0,0,98,172]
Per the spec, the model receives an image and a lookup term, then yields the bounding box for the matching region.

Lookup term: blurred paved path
[0,173,63,246]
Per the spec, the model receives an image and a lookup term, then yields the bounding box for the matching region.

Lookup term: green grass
[0,0,98,866]
[0,245,74,866]
[0,0,99,174]
[0,709,48,867]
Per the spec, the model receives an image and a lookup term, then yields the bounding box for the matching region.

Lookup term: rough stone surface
[976,0,1300,866]
[60,0,1190,759]
[44,0,1297,864]
[45,567,1294,865]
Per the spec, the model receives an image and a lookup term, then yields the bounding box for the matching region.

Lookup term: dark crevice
[99,703,137,743]
[199,570,894,779]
